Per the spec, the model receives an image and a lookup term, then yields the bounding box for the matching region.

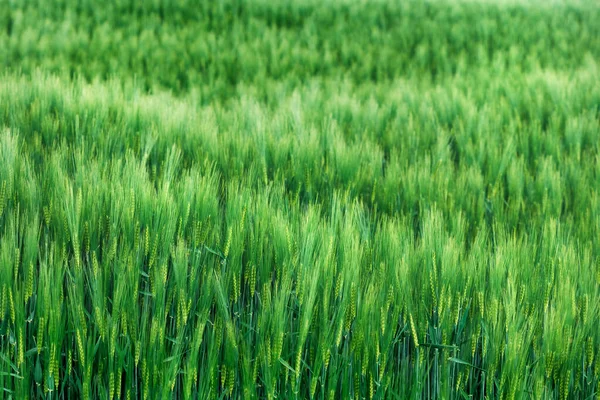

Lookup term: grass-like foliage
[0,0,599,398]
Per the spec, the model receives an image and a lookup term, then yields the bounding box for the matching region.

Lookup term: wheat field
[0,0,599,398]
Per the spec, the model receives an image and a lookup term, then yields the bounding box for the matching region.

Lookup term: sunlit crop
[0,0,599,398]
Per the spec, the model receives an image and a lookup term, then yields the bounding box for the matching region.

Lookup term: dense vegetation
[0,0,599,398]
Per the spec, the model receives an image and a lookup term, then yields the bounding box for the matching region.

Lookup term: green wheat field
[1,0,599,398]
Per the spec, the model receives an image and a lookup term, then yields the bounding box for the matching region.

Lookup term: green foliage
[0,0,599,398]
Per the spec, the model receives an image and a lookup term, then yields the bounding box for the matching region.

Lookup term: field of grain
[0,0,599,398]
